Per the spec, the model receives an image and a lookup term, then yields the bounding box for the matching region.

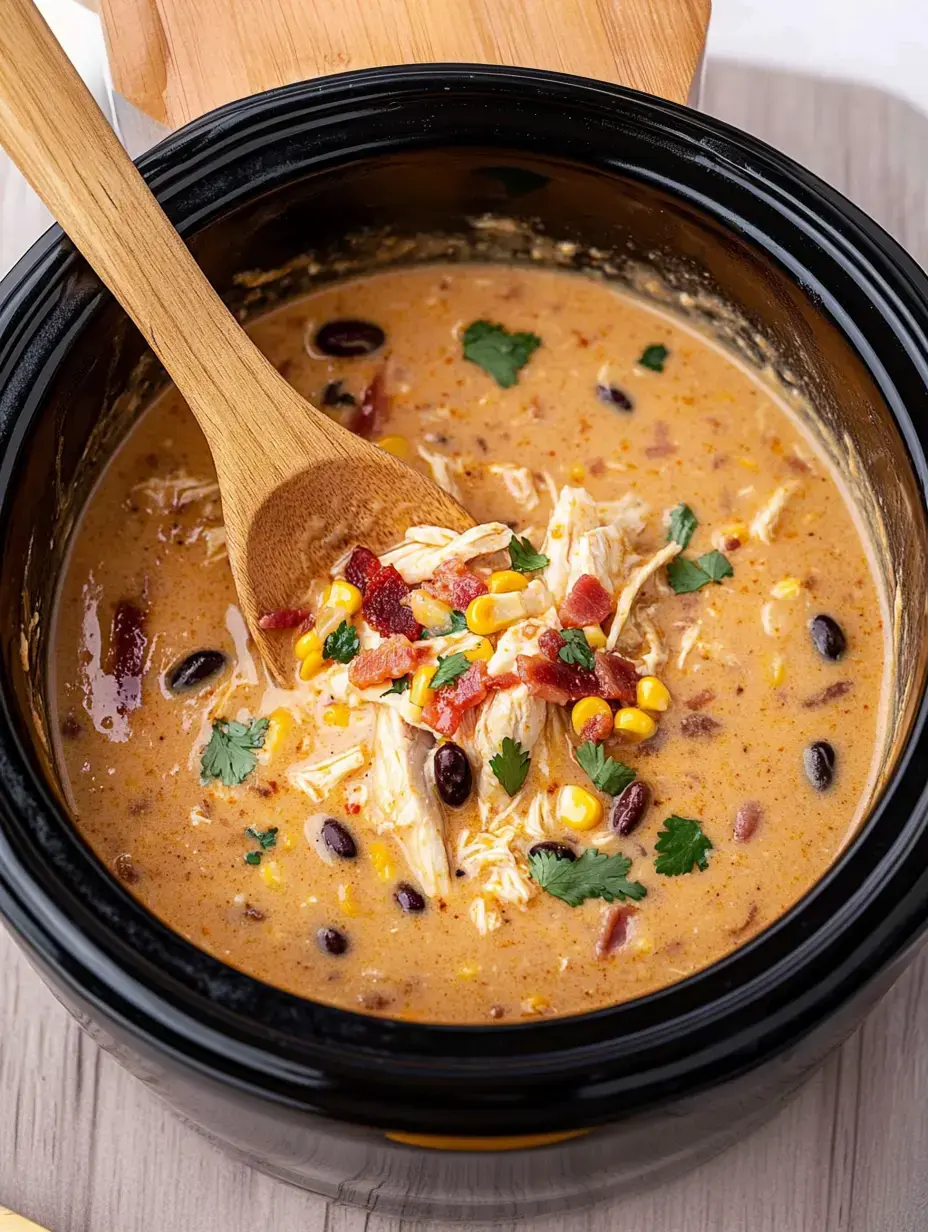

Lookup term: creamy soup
[51,263,887,1023]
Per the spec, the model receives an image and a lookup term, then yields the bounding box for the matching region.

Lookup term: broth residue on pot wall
[50,263,886,1024]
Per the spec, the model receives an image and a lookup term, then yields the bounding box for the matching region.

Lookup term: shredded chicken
[606,541,682,650]
[676,622,702,670]
[416,444,464,501]
[541,487,602,602]
[370,708,450,897]
[469,896,502,935]
[637,607,668,676]
[487,463,540,512]
[288,746,367,803]
[133,473,220,513]
[750,481,800,544]
[202,524,228,564]
[377,522,511,583]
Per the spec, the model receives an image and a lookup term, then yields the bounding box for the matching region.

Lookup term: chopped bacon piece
[538,628,565,661]
[257,608,311,630]
[595,904,635,959]
[686,689,716,711]
[516,654,598,705]
[592,652,638,706]
[558,574,613,629]
[422,661,488,736]
[348,635,429,689]
[579,710,614,744]
[347,368,388,438]
[362,564,422,639]
[345,546,382,594]
[486,671,520,692]
[423,558,488,608]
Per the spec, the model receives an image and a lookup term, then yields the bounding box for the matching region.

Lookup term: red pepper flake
[257,608,311,630]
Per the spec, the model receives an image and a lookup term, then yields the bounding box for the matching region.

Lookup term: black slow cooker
[0,68,927,1221]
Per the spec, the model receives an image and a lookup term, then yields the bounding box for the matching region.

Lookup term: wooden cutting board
[95,0,710,130]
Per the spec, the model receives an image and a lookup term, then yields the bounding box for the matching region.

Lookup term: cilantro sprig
[430,652,470,690]
[558,627,595,671]
[462,320,542,388]
[668,502,698,550]
[243,825,278,864]
[639,343,669,372]
[529,847,647,907]
[200,717,269,787]
[323,620,360,663]
[576,741,636,796]
[667,550,733,595]
[381,675,411,697]
[509,534,549,574]
[489,736,531,796]
[654,815,713,875]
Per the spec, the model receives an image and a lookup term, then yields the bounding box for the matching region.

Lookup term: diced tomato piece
[257,607,311,630]
[362,564,422,639]
[593,651,638,705]
[422,661,488,736]
[345,546,382,594]
[579,709,614,744]
[595,905,635,959]
[516,654,598,705]
[537,628,565,661]
[558,574,613,629]
[423,558,488,608]
[348,368,388,438]
[486,671,520,692]
[348,635,430,689]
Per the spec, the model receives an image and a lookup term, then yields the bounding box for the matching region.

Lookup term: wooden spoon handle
[0,0,321,480]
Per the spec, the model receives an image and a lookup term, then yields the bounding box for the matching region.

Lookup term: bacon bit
[257,607,311,630]
[645,421,675,458]
[423,661,489,735]
[801,680,852,709]
[686,689,716,710]
[516,654,598,704]
[785,454,811,474]
[363,564,422,639]
[579,710,614,743]
[680,713,721,737]
[348,368,388,438]
[348,634,430,688]
[558,574,613,628]
[595,904,635,958]
[345,801,361,815]
[734,801,763,842]
[588,457,606,477]
[345,546,382,594]
[423,557,488,607]
[729,902,759,937]
[538,628,565,661]
[110,599,147,714]
[486,672,520,692]
[592,652,638,706]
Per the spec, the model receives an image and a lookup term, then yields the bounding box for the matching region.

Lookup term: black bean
[167,649,226,693]
[610,781,651,836]
[317,926,349,955]
[810,614,846,660]
[528,841,577,862]
[394,882,427,913]
[321,818,357,859]
[322,379,357,408]
[314,319,385,358]
[804,741,836,791]
[596,383,634,411]
[433,742,472,807]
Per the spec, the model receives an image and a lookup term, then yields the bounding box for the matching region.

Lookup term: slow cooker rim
[1,65,928,1133]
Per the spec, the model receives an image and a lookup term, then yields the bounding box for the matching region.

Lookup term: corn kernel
[464,637,494,663]
[557,784,604,831]
[465,592,526,635]
[771,576,801,600]
[369,841,395,882]
[571,696,613,737]
[376,434,412,460]
[583,623,607,649]
[323,703,351,728]
[637,676,671,712]
[280,833,294,851]
[569,463,586,483]
[767,653,786,687]
[299,649,325,680]
[614,707,658,741]
[410,664,437,707]
[458,961,480,980]
[737,456,759,471]
[409,588,453,630]
[295,629,321,660]
[337,883,359,917]
[329,579,363,614]
[260,860,282,888]
[315,604,347,640]
[520,994,549,1015]
[488,569,529,594]
[264,706,293,757]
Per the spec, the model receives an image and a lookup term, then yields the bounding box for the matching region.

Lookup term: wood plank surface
[2,60,928,1232]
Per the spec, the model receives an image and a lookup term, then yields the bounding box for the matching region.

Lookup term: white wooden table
[3,59,928,1232]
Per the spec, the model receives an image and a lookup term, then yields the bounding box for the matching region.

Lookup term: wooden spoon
[0,0,474,683]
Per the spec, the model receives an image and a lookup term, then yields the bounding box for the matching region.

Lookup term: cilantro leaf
[697,550,734,582]
[489,736,531,796]
[245,825,278,851]
[558,627,595,671]
[639,343,669,372]
[462,319,542,388]
[430,652,470,690]
[200,717,269,787]
[419,609,467,639]
[576,741,636,796]
[244,851,262,866]
[381,675,411,697]
[654,814,713,875]
[668,502,698,549]
[323,620,360,663]
[529,847,647,907]
[508,534,549,573]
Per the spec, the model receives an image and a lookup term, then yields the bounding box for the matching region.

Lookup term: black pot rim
[2,64,928,1135]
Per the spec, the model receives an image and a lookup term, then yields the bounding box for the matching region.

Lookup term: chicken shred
[750,481,800,544]
[606,541,682,650]
[416,443,464,501]
[377,522,511,584]
[288,746,367,803]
